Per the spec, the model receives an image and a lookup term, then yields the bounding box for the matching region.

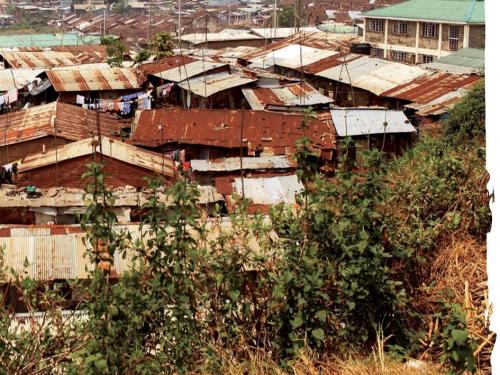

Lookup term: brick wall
[419,24,440,50]
[365,30,385,43]
[386,20,417,47]
[469,25,485,49]
[0,136,69,165]
[16,155,168,189]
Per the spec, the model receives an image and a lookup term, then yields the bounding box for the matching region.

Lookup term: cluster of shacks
[0,8,484,311]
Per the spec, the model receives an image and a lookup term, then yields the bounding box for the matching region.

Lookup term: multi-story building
[362,0,485,64]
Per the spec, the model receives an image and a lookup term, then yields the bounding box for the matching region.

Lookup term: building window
[422,22,438,38]
[372,48,384,58]
[421,54,435,63]
[449,25,460,51]
[392,50,408,61]
[370,19,385,32]
[393,21,408,35]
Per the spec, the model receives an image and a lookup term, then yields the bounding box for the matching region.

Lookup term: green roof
[363,0,485,24]
[318,23,359,34]
[436,48,484,68]
[0,33,101,48]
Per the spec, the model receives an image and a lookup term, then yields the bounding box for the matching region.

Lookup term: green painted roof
[0,33,101,48]
[436,48,484,68]
[363,0,485,24]
[318,23,359,34]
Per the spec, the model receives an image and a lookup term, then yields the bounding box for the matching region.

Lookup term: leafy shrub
[444,80,485,144]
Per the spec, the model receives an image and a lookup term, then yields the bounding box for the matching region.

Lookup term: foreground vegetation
[0,82,490,374]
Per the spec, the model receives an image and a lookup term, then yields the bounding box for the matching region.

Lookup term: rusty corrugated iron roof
[0,46,110,69]
[242,82,333,110]
[16,136,175,177]
[45,64,141,92]
[380,71,482,105]
[130,108,335,155]
[239,32,359,63]
[139,55,197,76]
[1,51,82,69]
[0,102,131,147]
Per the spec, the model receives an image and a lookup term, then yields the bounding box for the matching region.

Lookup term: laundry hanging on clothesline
[75,91,151,116]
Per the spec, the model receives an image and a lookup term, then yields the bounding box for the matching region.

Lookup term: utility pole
[178,0,181,38]
[148,0,152,46]
[273,0,277,38]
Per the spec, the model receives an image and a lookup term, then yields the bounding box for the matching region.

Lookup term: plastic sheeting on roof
[331,108,416,137]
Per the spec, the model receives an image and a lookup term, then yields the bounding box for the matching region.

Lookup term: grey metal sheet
[232,174,304,204]
[331,108,416,137]
[191,156,294,172]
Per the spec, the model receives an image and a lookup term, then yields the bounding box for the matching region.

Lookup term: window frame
[448,25,460,51]
[422,22,438,39]
[370,19,385,33]
[392,50,408,62]
[421,54,435,63]
[393,21,408,35]
[372,48,384,58]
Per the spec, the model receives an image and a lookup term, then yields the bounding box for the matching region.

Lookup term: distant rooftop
[0,33,101,48]
[363,0,485,24]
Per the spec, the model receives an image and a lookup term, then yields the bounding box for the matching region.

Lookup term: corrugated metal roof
[421,48,484,74]
[17,136,176,177]
[0,33,101,48]
[248,44,338,70]
[1,51,82,69]
[380,71,482,115]
[0,69,43,92]
[331,108,416,137]
[139,55,197,76]
[181,31,263,45]
[316,55,429,95]
[0,102,130,146]
[130,109,335,154]
[250,27,320,39]
[178,72,257,97]
[151,60,228,82]
[362,0,485,24]
[242,82,333,110]
[0,218,274,280]
[0,184,223,208]
[239,32,359,63]
[46,64,141,92]
[191,155,295,172]
[232,174,304,205]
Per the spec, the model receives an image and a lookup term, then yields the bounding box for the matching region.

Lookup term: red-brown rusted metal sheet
[130,108,336,154]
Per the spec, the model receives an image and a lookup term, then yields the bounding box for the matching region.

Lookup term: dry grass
[416,235,493,373]
[195,347,445,375]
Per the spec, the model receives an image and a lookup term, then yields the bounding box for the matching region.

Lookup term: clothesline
[76,91,152,115]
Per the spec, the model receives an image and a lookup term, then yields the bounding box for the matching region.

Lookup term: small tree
[152,32,174,59]
[444,80,485,144]
[278,5,296,28]
[101,36,126,67]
